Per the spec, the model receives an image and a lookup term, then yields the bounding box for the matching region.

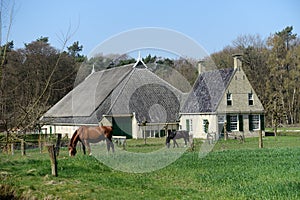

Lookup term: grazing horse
[166,130,190,148]
[68,126,114,156]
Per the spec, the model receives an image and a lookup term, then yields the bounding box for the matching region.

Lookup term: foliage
[0,38,83,131]
[211,26,300,126]
[0,136,299,199]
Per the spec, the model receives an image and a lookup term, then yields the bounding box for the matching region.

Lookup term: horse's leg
[184,138,187,146]
[173,139,179,148]
[106,138,115,153]
[81,141,86,155]
[86,142,92,156]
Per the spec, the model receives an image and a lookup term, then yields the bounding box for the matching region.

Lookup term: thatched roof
[42,61,185,125]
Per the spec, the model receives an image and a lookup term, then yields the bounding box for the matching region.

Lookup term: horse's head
[68,145,77,156]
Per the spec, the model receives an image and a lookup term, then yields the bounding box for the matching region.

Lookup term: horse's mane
[69,129,81,148]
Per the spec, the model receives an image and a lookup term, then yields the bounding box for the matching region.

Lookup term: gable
[217,68,264,113]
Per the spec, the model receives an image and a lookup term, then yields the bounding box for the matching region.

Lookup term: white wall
[41,125,79,138]
[180,114,217,138]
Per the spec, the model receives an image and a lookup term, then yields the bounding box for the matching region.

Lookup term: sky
[6,0,300,58]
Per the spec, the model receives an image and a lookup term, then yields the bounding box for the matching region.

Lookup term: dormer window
[248,93,254,105]
[227,93,232,106]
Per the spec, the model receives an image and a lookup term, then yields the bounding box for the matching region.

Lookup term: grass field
[0,136,299,199]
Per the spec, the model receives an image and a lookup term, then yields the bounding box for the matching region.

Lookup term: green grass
[0,136,300,199]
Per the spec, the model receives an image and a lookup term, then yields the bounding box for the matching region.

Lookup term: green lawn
[0,136,299,199]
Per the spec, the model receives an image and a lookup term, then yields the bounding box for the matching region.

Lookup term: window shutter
[239,115,243,131]
[249,115,253,131]
[260,115,265,131]
[226,115,231,132]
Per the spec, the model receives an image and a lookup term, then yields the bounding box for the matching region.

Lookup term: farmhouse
[41,58,185,138]
[180,54,265,139]
[42,54,264,140]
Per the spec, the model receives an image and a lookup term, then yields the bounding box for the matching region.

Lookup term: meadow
[0,135,299,199]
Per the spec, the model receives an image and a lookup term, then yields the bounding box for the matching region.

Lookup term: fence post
[11,143,14,155]
[224,122,228,141]
[21,139,26,156]
[258,130,263,148]
[39,133,42,153]
[47,145,58,177]
[55,134,62,156]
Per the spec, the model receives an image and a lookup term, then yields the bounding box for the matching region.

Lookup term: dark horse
[166,130,190,148]
[68,126,114,156]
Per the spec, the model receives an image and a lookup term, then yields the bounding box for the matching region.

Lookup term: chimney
[198,60,204,75]
[232,53,242,70]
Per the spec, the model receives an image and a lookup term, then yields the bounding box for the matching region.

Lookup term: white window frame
[186,119,193,132]
[230,115,238,131]
[250,115,260,130]
[227,93,232,106]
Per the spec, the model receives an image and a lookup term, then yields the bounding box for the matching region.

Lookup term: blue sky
[8,0,300,57]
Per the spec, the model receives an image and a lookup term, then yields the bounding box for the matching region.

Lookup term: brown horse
[68,126,114,156]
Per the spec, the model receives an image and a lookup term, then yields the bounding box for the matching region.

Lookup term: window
[203,119,209,133]
[227,93,232,106]
[186,119,193,132]
[248,93,254,105]
[218,115,225,124]
[226,115,243,132]
[186,119,189,131]
[249,115,260,131]
[230,115,238,131]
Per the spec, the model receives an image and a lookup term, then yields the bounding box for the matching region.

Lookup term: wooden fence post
[21,139,26,156]
[55,134,62,156]
[47,145,58,177]
[11,143,14,155]
[39,133,42,153]
[224,122,228,141]
[258,130,263,148]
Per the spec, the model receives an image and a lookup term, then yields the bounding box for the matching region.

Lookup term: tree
[67,41,85,62]
[0,0,16,135]
[0,37,80,131]
[266,26,299,125]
